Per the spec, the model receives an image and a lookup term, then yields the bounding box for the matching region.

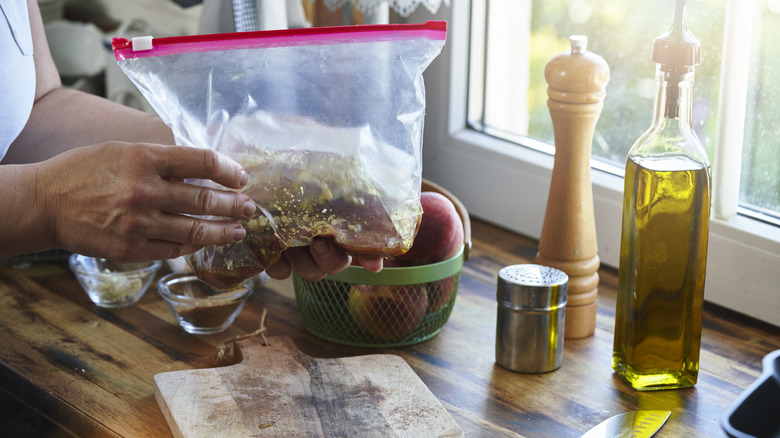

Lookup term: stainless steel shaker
[495,264,568,373]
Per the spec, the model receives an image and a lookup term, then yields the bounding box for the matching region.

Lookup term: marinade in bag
[113,21,447,289]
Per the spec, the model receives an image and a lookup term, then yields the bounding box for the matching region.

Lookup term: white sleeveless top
[0,0,35,160]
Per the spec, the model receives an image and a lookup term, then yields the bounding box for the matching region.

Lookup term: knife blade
[581,410,671,438]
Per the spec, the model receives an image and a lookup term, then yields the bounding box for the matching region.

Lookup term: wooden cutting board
[154,336,464,437]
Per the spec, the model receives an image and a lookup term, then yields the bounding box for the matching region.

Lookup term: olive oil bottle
[612,0,712,391]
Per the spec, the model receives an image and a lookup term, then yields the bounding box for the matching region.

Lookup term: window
[743,0,780,219]
[408,1,780,325]
[468,0,726,171]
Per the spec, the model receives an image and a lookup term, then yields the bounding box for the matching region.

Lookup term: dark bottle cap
[652,0,701,67]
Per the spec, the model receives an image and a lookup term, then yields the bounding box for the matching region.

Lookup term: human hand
[265,238,383,281]
[38,142,256,262]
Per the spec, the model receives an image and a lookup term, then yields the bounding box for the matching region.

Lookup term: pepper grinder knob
[535,35,610,339]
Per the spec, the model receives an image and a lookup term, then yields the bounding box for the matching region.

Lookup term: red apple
[352,257,407,268]
[426,276,458,314]
[380,258,408,268]
[396,192,464,266]
[347,283,428,341]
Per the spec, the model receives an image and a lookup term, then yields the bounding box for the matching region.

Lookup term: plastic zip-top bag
[112,21,447,289]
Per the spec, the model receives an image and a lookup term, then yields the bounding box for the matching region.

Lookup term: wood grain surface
[0,218,778,437]
[155,336,463,437]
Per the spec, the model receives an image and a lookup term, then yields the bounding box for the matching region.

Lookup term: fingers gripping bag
[112,21,447,290]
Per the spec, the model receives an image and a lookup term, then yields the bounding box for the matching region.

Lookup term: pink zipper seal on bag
[112,20,447,61]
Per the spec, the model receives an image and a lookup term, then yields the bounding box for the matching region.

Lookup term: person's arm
[0,0,252,262]
[4,0,174,163]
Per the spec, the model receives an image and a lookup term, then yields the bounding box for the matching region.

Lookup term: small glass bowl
[157,272,253,335]
[69,254,162,308]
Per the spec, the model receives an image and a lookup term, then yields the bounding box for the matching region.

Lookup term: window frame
[409,1,780,326]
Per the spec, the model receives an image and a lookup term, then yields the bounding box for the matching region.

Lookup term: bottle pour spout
[652,0,701,68]
[652,0,701,119]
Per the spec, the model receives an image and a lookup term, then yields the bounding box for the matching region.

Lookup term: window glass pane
[469,0,726,169]
[743,1,780,216]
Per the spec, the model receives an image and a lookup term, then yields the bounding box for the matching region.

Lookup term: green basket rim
[321,248,464,285]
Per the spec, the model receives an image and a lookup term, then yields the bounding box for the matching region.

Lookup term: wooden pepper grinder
[535,35,610,339]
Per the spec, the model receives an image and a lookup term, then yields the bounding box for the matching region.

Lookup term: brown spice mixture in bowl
[158,272,253,335]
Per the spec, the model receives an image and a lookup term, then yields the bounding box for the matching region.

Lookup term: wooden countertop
[1,219,778,437]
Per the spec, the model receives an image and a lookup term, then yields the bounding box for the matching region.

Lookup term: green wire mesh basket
[293,249,464,347]
[294,179,471,347]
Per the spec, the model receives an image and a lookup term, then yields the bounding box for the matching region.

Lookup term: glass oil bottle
[612,0,711,391]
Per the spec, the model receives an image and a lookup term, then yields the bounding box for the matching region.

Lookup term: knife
[581,410,671,438]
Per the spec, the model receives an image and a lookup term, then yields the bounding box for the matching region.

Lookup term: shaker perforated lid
[497,264,568,311]
[652,0,701,67]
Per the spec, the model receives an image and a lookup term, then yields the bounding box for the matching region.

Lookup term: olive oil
[613,155,710,390]
[612,0,712,390]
